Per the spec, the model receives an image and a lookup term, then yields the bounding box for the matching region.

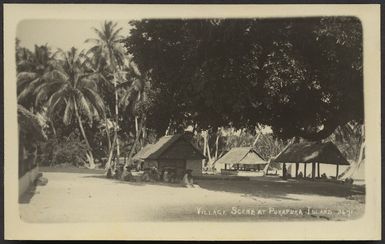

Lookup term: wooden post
[336,163,339,179]
[304,163,307,178]
[317,162,320,178]
[295,163,299,178]
[283,163,286,179]
[224,164,227,170]
[312,162,316,180]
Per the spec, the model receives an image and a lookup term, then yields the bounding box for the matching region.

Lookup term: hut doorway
[158,160,186,179]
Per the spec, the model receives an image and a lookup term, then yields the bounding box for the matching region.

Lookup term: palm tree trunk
[104,116,111,152]
[203,131,207,157]
[206,132,212,165]
[339,125,365,180]
[124,117,143,169]
[122,117,143,180]
[74,101,95,169]
[105,133,116,175]
[214,128,220,160]
[141,123,146,148]
[252,133,261,147]
[50,119,57,137]
[112,73,120,172]
[165,119,172,136]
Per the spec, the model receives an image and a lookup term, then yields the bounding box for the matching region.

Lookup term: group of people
[141,167,161,182]
[140,166,197,188]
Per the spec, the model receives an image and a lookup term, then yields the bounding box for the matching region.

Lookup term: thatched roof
[133,144,155,161]
[272,142,349,165]
[18,105,47,142]
[215,147,267,165]
[133,134,205,160]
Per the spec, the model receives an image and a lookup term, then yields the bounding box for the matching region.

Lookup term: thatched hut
[272,141,350,179]
[133,134,205,177]
[18,105,47,197]
[214,147,267,172]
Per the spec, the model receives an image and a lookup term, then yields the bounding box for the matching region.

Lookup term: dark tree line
[124,17,363,140]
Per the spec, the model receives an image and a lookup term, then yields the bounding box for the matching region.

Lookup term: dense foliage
[125,17,363,140]
[16,17,364,170]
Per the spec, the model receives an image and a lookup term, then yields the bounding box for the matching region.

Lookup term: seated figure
[182,169,195,188]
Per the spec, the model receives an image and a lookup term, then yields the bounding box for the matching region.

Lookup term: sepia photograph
[4,4,381,240]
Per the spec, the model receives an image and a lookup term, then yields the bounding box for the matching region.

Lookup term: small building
[214,147,267,173]
[272,141,350,179]
[133,134,205,177]
[18,105,47,198]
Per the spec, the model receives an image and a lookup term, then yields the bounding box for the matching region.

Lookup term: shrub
[52,139,88,167]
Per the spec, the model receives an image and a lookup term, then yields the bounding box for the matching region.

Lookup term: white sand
[19,169,365,222]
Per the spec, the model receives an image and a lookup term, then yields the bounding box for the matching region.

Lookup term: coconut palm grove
[17,18,366,222]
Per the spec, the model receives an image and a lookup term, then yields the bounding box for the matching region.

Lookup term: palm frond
[17,77,42,101]
[81,87,105,118]
[75,90,93,122]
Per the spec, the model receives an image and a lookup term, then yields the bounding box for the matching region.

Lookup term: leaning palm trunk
[112,73,120,172]
[214,133,219,160]
[107,72,120,173]
[74,101,95,169]
[49,119,57,137]
[104,116,112,152]
[339,125,365,180]
[122,116,143,179]
[105,133,116,173]
[263,138,294,175]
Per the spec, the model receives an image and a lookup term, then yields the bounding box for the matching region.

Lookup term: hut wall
[213,162,227,171]
[186,159,203,176]
[19,143,40,198]
[158,159,186,178]
[19,165,39,198]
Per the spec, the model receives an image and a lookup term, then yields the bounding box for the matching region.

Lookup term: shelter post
[336,162,339,179]
[317,162,320,178]
[312,162,316,179]
[304,163,307,178]
[295,163,299,178]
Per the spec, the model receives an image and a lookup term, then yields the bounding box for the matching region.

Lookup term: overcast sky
[16,19,131,51]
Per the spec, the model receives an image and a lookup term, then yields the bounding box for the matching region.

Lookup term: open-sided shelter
[133,134,205,177]
[215,147,267,171]
[272,141,350,179]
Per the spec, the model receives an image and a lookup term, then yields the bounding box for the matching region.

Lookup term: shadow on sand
[82,173,365,202]
[37,167,366,204]
[81,174,184,188]
[19,184,38,204]
[196,178,365,202]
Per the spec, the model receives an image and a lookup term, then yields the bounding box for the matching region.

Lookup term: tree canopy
[124,17,363,140]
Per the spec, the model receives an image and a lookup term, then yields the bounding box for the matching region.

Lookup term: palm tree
[17,44,54,110]
[16,44,59,136]
[86,21,126,174]
[37,47,105,169]
[118,63,146,173]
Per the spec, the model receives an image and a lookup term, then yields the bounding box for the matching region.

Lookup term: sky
[16,19,274,134]
[16,19,131,51]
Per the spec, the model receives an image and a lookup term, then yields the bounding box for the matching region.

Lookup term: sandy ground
[19,167,365,222]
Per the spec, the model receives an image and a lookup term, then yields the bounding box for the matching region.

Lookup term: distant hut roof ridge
[215,147,267,165]
[133,134,205,160]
